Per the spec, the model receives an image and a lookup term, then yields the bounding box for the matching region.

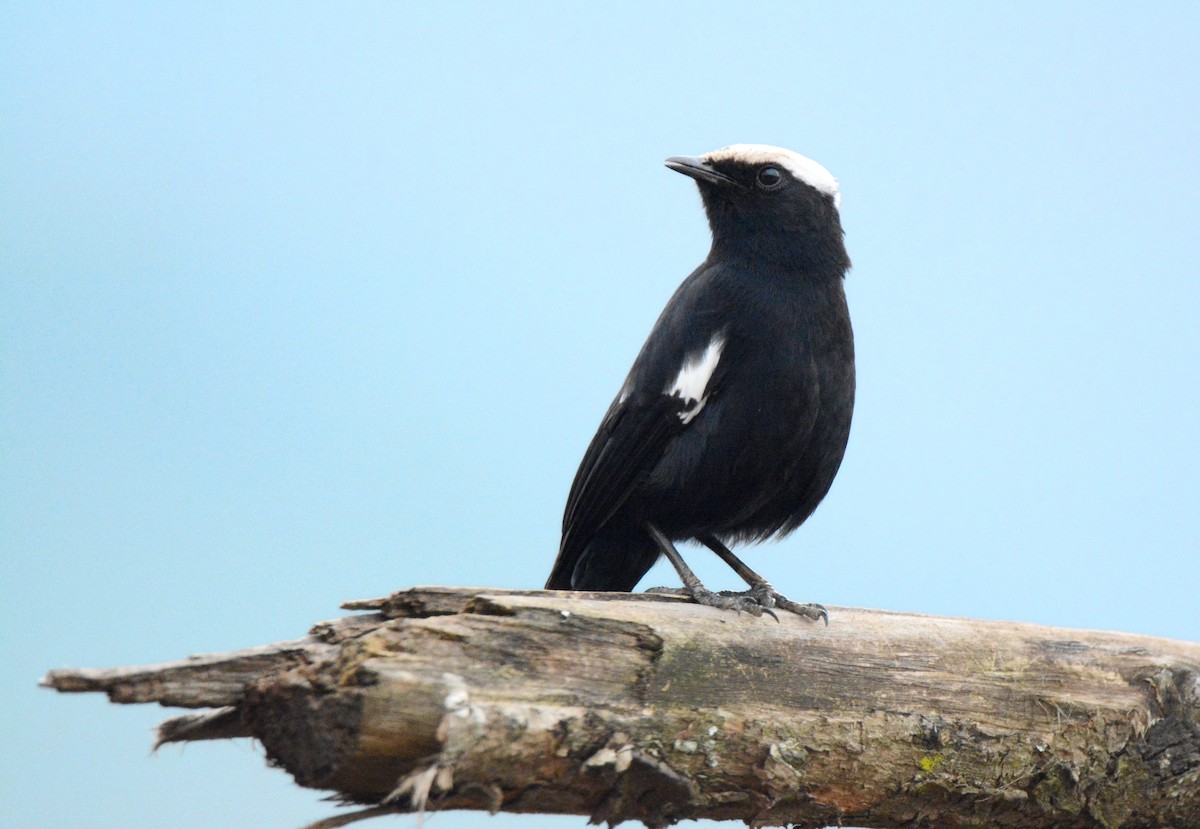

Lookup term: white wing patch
[703,144,841,209]
[665,334,726,424]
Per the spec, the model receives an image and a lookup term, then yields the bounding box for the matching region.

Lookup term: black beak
[665,155,741,187]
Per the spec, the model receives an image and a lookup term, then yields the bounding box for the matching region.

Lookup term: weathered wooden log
[42,586,1200,828]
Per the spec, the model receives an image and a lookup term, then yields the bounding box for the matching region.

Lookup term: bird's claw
[692,587,778,620]
[644,586,691,598]
[743,582,828,624]
[776,598,829,626]
[646,584,825,624]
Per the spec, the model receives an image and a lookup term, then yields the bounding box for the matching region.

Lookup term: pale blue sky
[3,3,1198,828]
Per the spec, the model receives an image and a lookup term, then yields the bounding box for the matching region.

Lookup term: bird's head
[666,144,847,271]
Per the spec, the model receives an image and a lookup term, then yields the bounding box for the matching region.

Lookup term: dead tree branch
[43,587,1200,828]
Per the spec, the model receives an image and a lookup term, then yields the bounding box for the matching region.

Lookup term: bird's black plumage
[546,144,853,618]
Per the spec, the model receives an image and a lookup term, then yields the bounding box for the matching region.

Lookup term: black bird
[545,144,854,620]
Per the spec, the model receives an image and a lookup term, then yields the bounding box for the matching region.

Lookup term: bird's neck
[707,230,850,280]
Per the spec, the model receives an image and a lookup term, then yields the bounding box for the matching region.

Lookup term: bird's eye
[756,166,785,190]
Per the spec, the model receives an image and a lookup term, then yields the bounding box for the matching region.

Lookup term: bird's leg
[644,523,777,620]
[698,533,829,624]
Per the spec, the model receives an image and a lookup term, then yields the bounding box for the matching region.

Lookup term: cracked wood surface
[43,586,1200,828]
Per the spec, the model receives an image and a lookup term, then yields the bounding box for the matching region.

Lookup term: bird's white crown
[702,144,841,209]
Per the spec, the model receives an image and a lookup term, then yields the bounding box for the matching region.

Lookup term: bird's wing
[547,393,684,588]
[548,328,730,589]
[564,394,680,530]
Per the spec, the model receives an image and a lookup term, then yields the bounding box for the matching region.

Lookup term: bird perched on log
[546,144,853,621]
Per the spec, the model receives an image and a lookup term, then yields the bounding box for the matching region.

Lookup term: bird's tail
[545,529,660,592]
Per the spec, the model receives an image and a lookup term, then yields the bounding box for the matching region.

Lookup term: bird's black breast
[634,262,854,540]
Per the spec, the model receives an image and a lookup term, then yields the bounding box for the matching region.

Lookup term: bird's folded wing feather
[551,391,687,584]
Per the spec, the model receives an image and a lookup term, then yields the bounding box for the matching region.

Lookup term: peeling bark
[43,587,1200,828]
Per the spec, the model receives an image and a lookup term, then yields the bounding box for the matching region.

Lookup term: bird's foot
[645,583,827,624]
[644,586,689,596]
[771,593,829,625]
